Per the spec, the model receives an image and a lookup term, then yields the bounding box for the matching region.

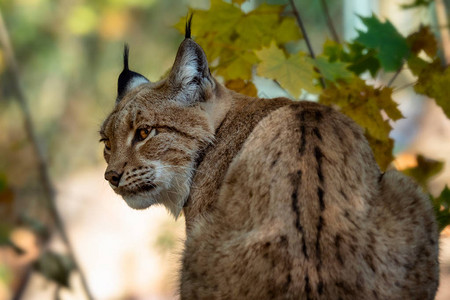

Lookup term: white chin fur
[120,166,193,218]
[123,194,157,210]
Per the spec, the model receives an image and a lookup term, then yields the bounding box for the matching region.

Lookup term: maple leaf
[374,86,403,121]
[255,42,320,97]
[365,134,394,171]
[174,0,243,61]
[273,18,302,44]
[322,40,381,76]
[345,42,381,76]
[355,14,410,71]
[225,79,258,97]
[406,25,438,57]
[319,78,403,169]
[312,56,354,82]
[175,1,302,82]
[408,56,450,119]
[234,3,284,50]
[215,50,258,80]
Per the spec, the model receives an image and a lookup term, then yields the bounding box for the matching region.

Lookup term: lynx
[100,18,439,299]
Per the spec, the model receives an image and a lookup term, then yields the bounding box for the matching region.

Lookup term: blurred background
[0,0,449,299]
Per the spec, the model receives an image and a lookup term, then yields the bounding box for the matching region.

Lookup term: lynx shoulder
[100,19,439,299]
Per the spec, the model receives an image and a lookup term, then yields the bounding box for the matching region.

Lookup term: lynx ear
[116,44,150,104]
[168,15,214,104]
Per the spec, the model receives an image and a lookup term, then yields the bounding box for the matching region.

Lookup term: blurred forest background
[1,0,450,299]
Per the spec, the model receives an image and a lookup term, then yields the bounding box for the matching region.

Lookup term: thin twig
[392,81,417,93]
[319,0,340,43]
[0,9,94,300]
[387,65,403,87]
[289,0,326,89]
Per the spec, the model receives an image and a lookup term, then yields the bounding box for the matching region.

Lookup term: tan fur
[101,37,439,299]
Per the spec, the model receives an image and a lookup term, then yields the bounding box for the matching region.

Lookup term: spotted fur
[100,22,439,299]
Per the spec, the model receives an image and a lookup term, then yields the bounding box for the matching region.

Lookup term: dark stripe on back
[315,146,324,183]
[305,275,312,300]
[299,125,306,155]
[291,170,308,259]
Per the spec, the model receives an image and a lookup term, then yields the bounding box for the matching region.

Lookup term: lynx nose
[105,170,123,187]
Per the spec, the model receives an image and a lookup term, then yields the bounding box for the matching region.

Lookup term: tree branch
[387,65,403,87]
[435,0,450,64]
[0,9,94,300]
[319,0,340,43]
[289,0,326,89]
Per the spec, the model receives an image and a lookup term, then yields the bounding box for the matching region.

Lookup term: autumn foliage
[176,0,450,230]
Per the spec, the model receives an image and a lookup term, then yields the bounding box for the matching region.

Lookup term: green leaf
[401,155,444,189]
[255,42,320,97]
[34,251,75,288]
[322,40,381,76]
[355,14,410,71]
[312,56,354,82]
[346,42,381,76]
[431,185,450,231]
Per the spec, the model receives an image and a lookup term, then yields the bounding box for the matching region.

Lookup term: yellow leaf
[255,42,319,97]
[408,57,450,119]
[319,78,403,169]
[225,79,258,97]
[216,51,258,81]
[365,134,394,170]
[274,18,302,44]
[174,0,243,61]
[235,10,279,49]
[375,87,402,121]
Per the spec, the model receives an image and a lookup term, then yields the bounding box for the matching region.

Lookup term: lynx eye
[135,127,158,142]
[100,138,111,151]
[104,140,111,151]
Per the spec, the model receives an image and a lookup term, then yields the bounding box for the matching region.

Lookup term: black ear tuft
[123,43,130,70]
[116,43,150,104]
[185,13,193,39]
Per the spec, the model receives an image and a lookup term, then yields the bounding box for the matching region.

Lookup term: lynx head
[100,16,218,218]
